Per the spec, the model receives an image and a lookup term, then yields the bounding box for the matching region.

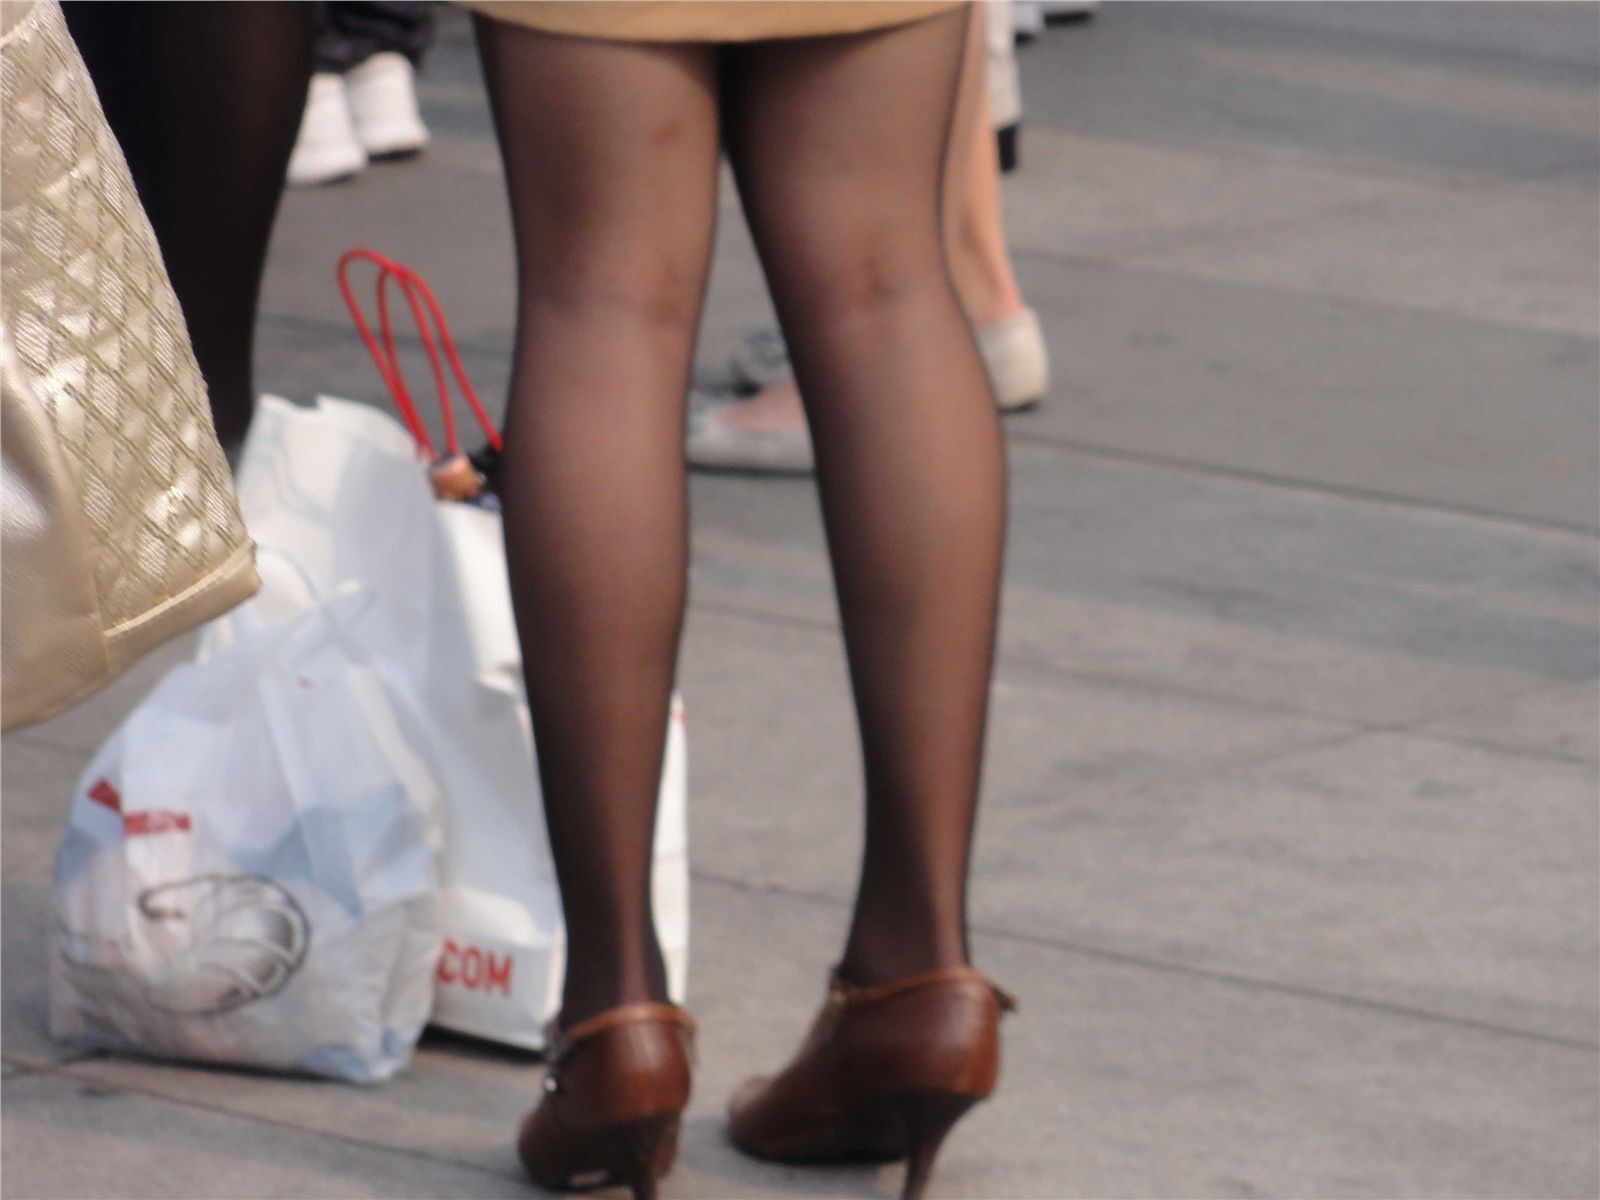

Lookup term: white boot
[977,307,1050,411]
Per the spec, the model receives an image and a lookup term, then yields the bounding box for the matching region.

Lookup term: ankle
[559,945,670,1027]
[837,928,967,989]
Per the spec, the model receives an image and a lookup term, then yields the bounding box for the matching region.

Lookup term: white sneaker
[287,73,366,187]
[345,51,429,159]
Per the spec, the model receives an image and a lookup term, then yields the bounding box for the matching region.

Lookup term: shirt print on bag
[61,874,312,1017]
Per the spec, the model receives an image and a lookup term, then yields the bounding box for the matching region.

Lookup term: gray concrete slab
[42,878,1600,1200]
[971,729,1599,1044]
[1120,176,1599,339]
[2,881,58,1071]
[1189,2,1600,76]
[1,740,79,881]
[10,633,196,758]
[3,742,82,1069]
[1015,4,1600,182]
[998,122,1598,348]
[690,441,1598,725]
[1008,254,1599,530]
[1178,40,1600,141]
[686,880,1599,1200]
[57,1036,537,1183]
[0,1071,525,1199]
[999,126,1418,260]
[675,605,1596,1042]
[676,600,1349,890]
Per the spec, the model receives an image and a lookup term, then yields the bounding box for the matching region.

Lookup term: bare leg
[473,17,720,1024]
[945,2,1026,328]
[724,7,1004,981]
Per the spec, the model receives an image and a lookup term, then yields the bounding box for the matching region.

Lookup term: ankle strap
[828,966,1018,1013]
[546,1002,696,1064]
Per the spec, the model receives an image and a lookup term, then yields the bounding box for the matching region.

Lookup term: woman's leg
[694,3,1027,449]
[64,3,313,450]
[473,18,720,1025]
[723,7,1005,984]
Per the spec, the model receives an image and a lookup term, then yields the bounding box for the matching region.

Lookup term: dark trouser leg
[64,2,313,450]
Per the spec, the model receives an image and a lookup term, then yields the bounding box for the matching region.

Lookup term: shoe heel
[603,1114,679,1200]
[891,1089,981,1200]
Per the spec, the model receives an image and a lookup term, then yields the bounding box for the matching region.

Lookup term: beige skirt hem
[461,1,965,43]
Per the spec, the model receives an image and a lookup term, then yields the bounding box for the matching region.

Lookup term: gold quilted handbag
[1,0,259,731]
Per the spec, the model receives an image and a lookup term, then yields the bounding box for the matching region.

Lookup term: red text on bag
[87,780,191,836]
[123,811,192,837]
[436,940,514,996]
[88,778,122,812]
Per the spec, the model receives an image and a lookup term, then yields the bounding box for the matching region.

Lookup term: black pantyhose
[64,2,313,450]
[475,8,1003,1024]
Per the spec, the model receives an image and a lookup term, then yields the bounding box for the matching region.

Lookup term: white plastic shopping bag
[229,390,689,1051]
[50,583,445,1083]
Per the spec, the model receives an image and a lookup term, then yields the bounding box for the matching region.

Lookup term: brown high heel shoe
[727,966,1017,1200]
[518,1003,695,1200]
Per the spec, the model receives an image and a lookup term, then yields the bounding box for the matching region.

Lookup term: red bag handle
[336,248,503,458]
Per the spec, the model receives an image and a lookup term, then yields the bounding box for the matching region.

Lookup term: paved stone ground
[4,5,1598,1197]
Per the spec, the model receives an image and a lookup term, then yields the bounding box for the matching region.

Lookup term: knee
[520,243,704,335]
[785,228,948,329]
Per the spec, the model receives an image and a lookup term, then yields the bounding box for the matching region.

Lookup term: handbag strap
[335,248,503,459]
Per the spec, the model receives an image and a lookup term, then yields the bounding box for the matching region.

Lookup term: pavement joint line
[259,309,1598,538]
[15,599,1589,773]
[1030,671,1600,802]
[1029,116,1597,197]
[28,601,1574,780]
[1032,172,1596,279]
[692,597,1599,766]
[1013,233,1600,349]
[50,1060,528,1191]
[1397,725,1598,770]
[1006,427,1599,539]
[1380,674,1600,766]
[1022,189,1415,268]
[1126,4,1600,81]
[1008,657,1600,770]
[1535,156,1600,182]
[688,870,1600,1054]
[691,592,1367,731]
